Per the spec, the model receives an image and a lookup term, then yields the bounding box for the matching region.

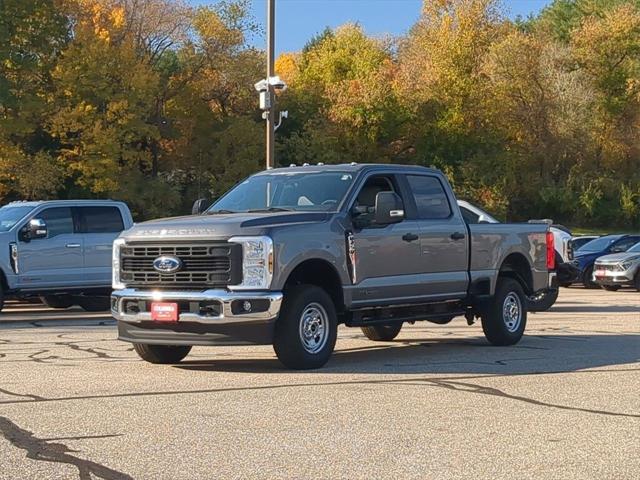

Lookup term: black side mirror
[374,192,404,225]
[192,198,209,215]
[21,218,47,242]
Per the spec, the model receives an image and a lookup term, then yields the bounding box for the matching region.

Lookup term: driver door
[349,174,425,307]
[16,207,85,289]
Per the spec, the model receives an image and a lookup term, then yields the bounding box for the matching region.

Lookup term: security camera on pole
[255,0,287,169]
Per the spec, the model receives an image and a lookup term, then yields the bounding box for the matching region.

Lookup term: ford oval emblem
[153,255,183,274]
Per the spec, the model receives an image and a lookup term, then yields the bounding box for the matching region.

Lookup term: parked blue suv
[572,234,640,288]
[0,200,133,312]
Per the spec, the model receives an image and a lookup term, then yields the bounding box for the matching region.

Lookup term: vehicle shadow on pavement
[174,333,640,376]
[549,305,640,313]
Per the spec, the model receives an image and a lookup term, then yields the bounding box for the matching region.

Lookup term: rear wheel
[582,266,598,289]
[133,344,192,364]
[361,323,403,341]
[481,277,527,346]
[77,296,110,312]
[527,288,559,312]
[40,295,74,309]
[601,285,620,292]
[273,285,337,370]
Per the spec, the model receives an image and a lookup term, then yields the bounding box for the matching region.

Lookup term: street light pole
[265,0,275,169]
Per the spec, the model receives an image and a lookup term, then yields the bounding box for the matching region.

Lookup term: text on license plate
[150,302,178,322]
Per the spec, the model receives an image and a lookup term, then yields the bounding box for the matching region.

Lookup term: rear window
[406,175,452,219]
[79,206,124,233]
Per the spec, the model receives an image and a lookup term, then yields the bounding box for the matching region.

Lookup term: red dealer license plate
[150,302,178,322]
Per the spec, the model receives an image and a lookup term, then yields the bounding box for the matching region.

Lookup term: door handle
[402,233,419,242]
[450,232,466,241]
[66,243,81,248]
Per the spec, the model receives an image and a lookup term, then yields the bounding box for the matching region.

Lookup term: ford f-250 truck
[0,200,133,312]
[112,164,556,369]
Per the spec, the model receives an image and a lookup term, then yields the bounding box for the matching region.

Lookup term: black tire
[133,343,192,364]
[559,282,572,288]
[40,295,74,309]
[601,285,620,292]
[635,272,640,292]
[527,288,559,312]
[361,323,403,341]
[582,266,598,289]
[0,285,4,313]
[481,277,527,346]
[77,296,111,312]
[273,285,338,370]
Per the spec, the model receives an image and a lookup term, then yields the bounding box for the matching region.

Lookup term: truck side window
[459,206,480,224]
[38,207,74,238]
[406,175,452,219]
[79,207,124,233]
[353,175,398,226]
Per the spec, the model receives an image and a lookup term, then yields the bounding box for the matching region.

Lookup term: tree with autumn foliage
[0,0,638,227]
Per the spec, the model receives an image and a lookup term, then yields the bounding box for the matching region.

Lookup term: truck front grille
[120,242,242,288]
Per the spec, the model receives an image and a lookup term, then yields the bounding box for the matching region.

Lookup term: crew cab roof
[5,199,126,208]
[254,163,441,176]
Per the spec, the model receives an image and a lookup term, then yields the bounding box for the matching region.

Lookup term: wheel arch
[498,252,534,295]
[282,258,345,314]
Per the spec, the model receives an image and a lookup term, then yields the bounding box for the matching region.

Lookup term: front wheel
[40,295,74,309]
[527,288,559,312]
[77,296,111,312]
[601,285,620,292]
[273,285,337,370]
[481,277,527,346]
[133,344,192,364]
[635,272,640,292]
[361,323,403,341]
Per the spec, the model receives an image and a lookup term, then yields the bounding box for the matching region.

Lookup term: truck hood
[594,252,640,264]
[122,211,331,241]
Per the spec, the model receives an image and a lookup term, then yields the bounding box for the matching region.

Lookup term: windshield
[577,235,621,253]
[627,242,640,253]
[0,205,35,232]
[209,171,355,213]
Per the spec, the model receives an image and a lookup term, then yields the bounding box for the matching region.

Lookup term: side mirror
[374,192,404,225]
[21,219,47,241]
[191,198,209,215]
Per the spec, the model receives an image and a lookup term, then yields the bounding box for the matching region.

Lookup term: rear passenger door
[403,174,469,298]
[17,207,84,288]
[77,206,125,285]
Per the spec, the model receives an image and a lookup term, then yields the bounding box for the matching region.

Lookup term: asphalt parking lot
[0,288,638,480]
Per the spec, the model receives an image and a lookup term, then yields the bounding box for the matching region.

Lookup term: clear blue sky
[189,0,551,54]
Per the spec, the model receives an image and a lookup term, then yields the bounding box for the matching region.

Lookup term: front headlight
[228,236,274,290]
[112,238,126,290]
[620,261,634,271]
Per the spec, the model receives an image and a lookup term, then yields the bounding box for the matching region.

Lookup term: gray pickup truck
[112,164,556,369]
[0,200,133,311]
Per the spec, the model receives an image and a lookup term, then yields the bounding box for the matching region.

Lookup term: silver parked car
[593,242,640,291]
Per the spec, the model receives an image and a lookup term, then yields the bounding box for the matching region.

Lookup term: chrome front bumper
[111,288,283,324]
[592,267,634,285]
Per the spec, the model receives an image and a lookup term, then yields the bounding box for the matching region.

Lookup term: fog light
[243,301,252,312]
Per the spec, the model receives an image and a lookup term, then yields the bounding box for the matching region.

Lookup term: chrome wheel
[502,292,522,332]
[298,302,329,354]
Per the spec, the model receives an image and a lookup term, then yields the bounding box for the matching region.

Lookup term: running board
[345,304,466,327]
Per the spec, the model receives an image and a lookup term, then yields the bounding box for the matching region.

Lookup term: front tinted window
[628,242,640,253]
[38,207,74,238]
[79,207,124,233]
[210,171,355,213]
[612,236,640,252]
[0,206,34,232]
[407,175,452,219]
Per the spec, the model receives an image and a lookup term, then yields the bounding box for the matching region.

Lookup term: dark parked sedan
[572,234,640,288]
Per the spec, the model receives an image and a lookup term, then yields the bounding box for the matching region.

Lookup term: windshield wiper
[208,209,237,214]
[247,207,295,213]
